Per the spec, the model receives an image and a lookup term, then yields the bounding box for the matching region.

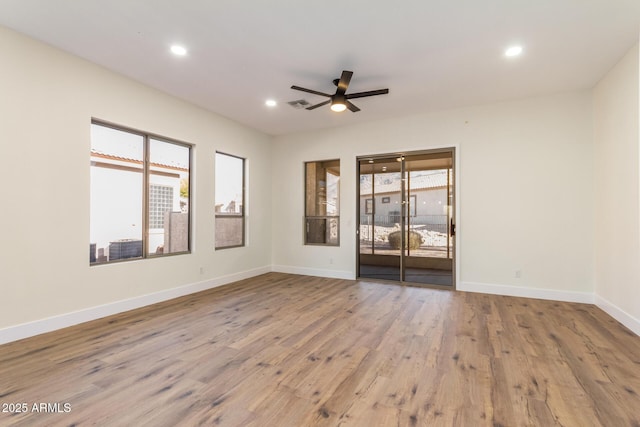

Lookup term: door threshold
[356,276,454,290]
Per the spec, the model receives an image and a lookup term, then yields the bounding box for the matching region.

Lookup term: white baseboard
[4,269,636,346]
[0,266,271,345]
[271,265,355,280]
[595,295,640,337]
[458,281,595,304]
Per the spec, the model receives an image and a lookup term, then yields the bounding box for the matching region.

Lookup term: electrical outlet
[515,269,522,278]
[199,267,204,275]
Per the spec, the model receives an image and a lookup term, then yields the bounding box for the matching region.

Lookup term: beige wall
[0,26,273,330]
[2,23,638,337]
[272,91,595,295]
[593,42,640,327]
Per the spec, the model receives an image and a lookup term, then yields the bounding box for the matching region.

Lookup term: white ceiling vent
[287,99,310,109]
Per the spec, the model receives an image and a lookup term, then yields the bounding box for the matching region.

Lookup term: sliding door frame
[356,147,457,289]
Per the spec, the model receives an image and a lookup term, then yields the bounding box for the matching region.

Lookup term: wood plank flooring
[0,273,639,426]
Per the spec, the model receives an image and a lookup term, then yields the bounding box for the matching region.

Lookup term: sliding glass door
[357,149,455,287]
[359,157,403,281]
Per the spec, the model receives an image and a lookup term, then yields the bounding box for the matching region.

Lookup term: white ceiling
[1,1,639,136]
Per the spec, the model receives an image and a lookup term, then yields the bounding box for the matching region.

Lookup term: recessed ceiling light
[170,45,187,56]
[265,99,277,107]
[505,46,523,57]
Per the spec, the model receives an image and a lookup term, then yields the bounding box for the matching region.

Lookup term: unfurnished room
[0,1,639,426]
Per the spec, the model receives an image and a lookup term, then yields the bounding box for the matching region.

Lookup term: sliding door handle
[450,219,456,236]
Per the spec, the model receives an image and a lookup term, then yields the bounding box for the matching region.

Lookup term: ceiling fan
[291,70,389,113]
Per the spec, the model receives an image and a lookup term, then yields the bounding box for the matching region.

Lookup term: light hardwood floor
[1,273,639,426]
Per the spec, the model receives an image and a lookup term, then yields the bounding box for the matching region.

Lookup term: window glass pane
[306,217,339,245]
[326,171,339,215]
[215,152,244,249]
[215,153,243,215]
[407,168,450,258]
[327,217,339,245]
[215,217,244,248]
[90,124,143,263]
[148,139,190,255]
[374,171,402,226]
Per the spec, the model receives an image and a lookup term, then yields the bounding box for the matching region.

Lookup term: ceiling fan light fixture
[330,94,347,112]
[330,102,347,112]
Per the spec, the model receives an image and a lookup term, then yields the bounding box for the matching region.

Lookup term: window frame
[215,151,246,250]
[90,119,192,264]
[304,159,340,246]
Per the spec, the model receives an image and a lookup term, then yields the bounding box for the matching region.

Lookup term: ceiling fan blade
[306,99,331,110]
[336,70,353,95]
[346,101,360,112]
[291,85,332,97]
[346,88,389,99]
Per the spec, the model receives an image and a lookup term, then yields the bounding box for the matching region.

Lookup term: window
[365,199,374,214]
[305,159,340,245]
[90,121,191,264]
[215,152,245,249]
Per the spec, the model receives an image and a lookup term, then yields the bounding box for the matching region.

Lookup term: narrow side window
[305,159,340,246]
[215,152,245,249]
